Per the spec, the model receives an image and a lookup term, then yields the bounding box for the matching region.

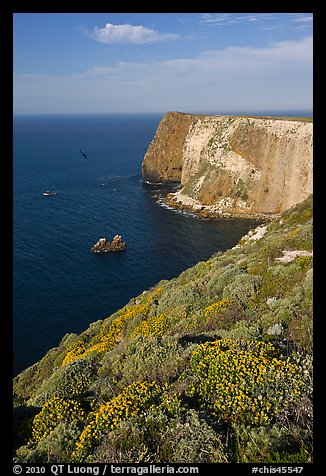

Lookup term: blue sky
[13,13,313,114]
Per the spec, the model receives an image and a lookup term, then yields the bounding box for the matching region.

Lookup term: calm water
[13,113,269,375]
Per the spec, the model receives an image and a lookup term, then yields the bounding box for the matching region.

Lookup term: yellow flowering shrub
[130,313,169,338]
[203,299,231,319]
[188,338,306,425]
[72,381,161,460]
[287,227,301,239]
[157,390,184,417]
[32,397,86,442]
[62,343,92,366]
[296,255,312,269]
[204,259,213,267]
[62,288,162,366]
[61,341,87,366]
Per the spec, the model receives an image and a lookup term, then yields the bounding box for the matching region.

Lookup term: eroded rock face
[142,112,313,218]
[91,235,126,253]
[142,111,194,183]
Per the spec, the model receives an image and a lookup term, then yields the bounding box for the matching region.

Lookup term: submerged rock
[91,235,126,253]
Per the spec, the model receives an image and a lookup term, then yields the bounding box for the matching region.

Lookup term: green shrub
[14,441,44,463]
[154,282,203,315]
[265,447,312,463]
[206,264,241,298]
[258,264,299,300]
[286,315,313,352]
[13,405,39,451]
[233,423,312,463]
[153,409,228,463]
[28,359,96,406]
[100,336,190,387]
[217,320,261,339]
[282,198,312,226]
[200,301,247,333]
[223,273,263,306]
[85,422,151,463]
[259,298,296,333]
[304,266,313,286]
[13,348,62,402]
[85,408,228,463]
[14,421,84,463]
[88,376,116,404]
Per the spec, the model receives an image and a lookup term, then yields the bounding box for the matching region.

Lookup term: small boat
[43,191,56,196]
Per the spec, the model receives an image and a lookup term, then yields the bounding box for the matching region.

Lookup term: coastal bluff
[142,112,313,219]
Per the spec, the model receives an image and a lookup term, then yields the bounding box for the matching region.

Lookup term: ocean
[13,112,309,375]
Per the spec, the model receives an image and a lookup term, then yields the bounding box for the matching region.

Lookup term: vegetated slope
[13,196,313,463]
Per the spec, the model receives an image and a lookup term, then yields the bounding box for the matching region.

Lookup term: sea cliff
[142,112,313,219]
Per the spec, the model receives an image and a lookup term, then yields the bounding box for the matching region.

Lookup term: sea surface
[13,112,311,375]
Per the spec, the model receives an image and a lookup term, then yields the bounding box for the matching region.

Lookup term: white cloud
[236,36,313,62]
[293,15,313,23]
[14,36,313,113]
[200,13,270,26]
[90,22,178,44]
[201,13,314,31]
[200,13,240,26]
[89,36,312,74]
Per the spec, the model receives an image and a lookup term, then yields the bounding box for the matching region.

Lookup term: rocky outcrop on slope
[142,112,313,219]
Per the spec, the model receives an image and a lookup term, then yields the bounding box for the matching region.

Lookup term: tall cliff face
[142,112,194,183]
[142,112,313,218]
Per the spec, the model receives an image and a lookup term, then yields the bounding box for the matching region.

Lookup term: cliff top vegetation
[168,111,313,122]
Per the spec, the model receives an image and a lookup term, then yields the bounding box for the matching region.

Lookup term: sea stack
[91,235,126,253]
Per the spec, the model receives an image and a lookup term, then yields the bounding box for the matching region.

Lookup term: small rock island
[91,235,126,253]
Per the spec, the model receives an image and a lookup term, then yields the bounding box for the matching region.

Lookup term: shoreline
[164,190,278,221]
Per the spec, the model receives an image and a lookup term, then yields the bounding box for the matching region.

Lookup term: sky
[13,12,313,115]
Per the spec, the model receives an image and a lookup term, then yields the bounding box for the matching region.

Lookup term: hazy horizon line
[13,108,313,117]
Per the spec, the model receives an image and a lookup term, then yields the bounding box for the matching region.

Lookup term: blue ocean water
[13,113,278,375]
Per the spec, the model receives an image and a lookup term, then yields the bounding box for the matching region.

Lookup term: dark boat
[42,191,56,196]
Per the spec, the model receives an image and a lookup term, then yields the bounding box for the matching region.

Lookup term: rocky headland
[142,112,313,219]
